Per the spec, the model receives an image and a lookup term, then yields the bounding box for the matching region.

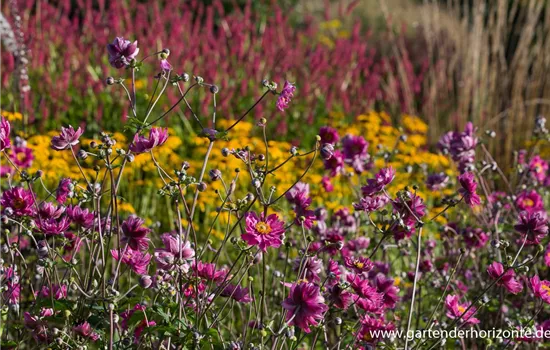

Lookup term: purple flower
[392,191,426,225]
[374,273,400,309]
[282,282,328,333]
[129,127,168,154]
[515,211,549,244]
[347,274,384,312]
[111,248,151,275]
[323,149,344,176]
[328,284,352,310]
[107,37,139,68]
[56,178,72,204]
[293,256,323,283]
[220,284,252,303]
[353,195,388,213]
[426,172,449,191]
[458,172,481,207]
[1,187,35,216]
[462,227,489,249]
[439,122,478,172]
[121,215,151,251]
[160,58,172,72]
[341,134,370,173]
[66,205,94,228]
[2,267,20,305]
[276,81,296,112]
[51,125,84,150]
[242,212,285,252]
[285,182,310,209]
[0,117,11,151]
[361,167,395,196]
[319,126,339,145]
[154,233,195,270]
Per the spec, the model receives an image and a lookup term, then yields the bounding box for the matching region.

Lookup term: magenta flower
[293,256,323,283]
[356,315,394,344]
[530,275,550,304]
[160,58,172,72]
[51,125,83,150]
[74,322,100,341]
[38,284,67,300]
[276,81,296,112]
[321,176,334,192]
[121,215,151,251]
[107,37,139,68]
[374,273,400,309]
[445,294,479,325]
[515,190,545,213]
[242,212,285,252]
[529,155,549,182]
[458,172,481,207]
[285,182,310,209]
[514,211,548,245]
[323,149,344,176]
[9,146,33,168]
[353,195,388,213]
[129,127,169,154]
[319,126,340,145]
[0,117,11,151]
[462,227,489,249]
[193,261,227,284]
[392,191,426,225]
[328,284,352,309]
[426,172,450,191]
[111,248,151,275]
[282,282,328,333]
[66,205,94,228]
[38,216,71,236]
[487,262,523,294]
[1,187,35,216]
[361,167,395,196]
[220,284,252,303]
[38,202,65,219]
[344,256,374,274]
[2,267,20,305]
[346,274,384,312]
[56,178,72,204]
[341,134,370,173]
[154,233,195,270]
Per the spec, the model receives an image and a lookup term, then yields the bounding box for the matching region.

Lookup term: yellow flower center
[255,221,272,235]
[542,284,550,296]
[457,306,466,314]
[523,198,534,207]
[355,261,365,269]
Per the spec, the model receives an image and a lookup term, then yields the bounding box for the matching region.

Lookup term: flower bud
[198,182,207,192]
[139,275,153,289]
[209,169,222,181]
[77,150,88,160]
[210,85,219,94]
[106,77,115,85]
[320,143,334,160]
[221,148,230,157]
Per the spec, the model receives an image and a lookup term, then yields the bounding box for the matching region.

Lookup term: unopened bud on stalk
[106,77,115,85]
[210,85,219,94]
